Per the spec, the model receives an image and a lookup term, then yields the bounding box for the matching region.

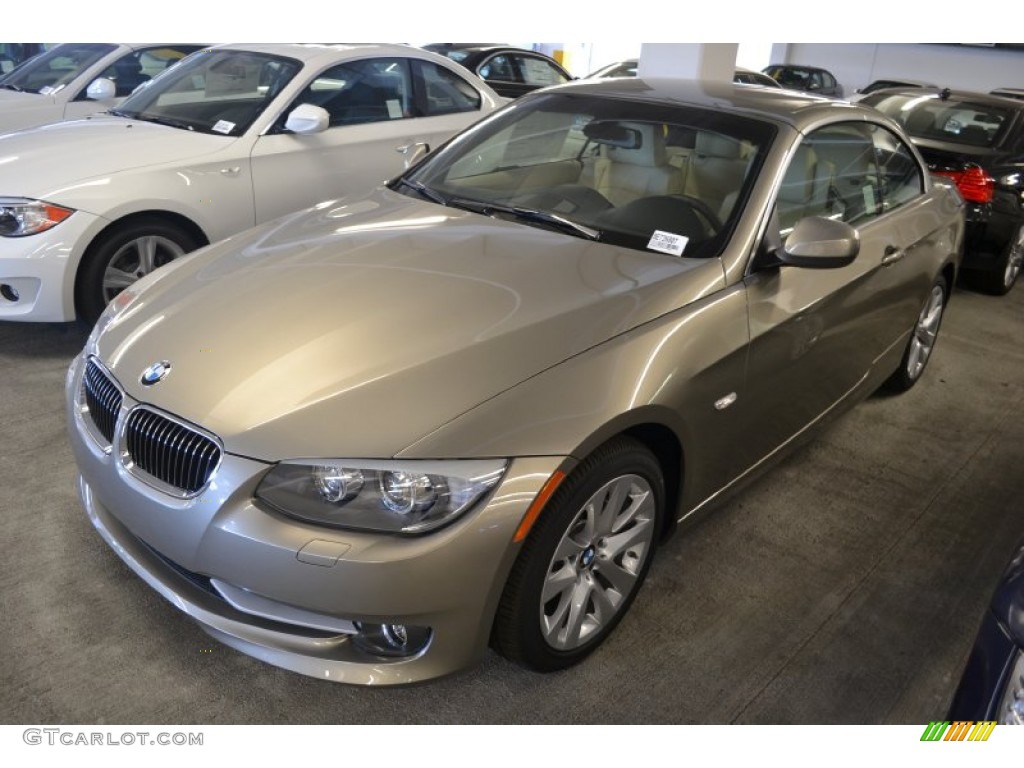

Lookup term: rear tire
[76,218,200,325]
[884,275,948,393]
[974,224,1023,296]
[492,437,664,672]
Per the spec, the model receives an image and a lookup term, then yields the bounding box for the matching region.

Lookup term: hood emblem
[140,361,171,386]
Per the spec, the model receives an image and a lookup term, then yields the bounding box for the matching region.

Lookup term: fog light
[0,284,19,302]
[353,622,432,658]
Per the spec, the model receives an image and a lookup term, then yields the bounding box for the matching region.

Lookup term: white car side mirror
[86,77,116,102]
[285,104,329,135]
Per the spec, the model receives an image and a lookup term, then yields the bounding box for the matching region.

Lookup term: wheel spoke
[561,580,594,647]
[603,515,654,561]
[595,478,629,536]
[541,563,578,604]
[597,556,639,597]
[136,236,161,274]
[550,531,585,564]
[103,266,138,290]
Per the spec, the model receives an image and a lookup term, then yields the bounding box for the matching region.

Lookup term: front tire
[884,274,948,393]
[76,218,201,324]
[492,437,664,672]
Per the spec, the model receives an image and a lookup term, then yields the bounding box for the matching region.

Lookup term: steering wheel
[668,194,723,235]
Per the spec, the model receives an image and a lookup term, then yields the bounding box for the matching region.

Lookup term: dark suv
[762,64,843,97]
[863,87,1024,294]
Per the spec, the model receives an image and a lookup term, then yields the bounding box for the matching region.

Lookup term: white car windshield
[112,49,303,136]
[0,43,116,95]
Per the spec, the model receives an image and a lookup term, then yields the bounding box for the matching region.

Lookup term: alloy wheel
[102,235,187,303]
[540,473,656,651]
[906,284,945,382]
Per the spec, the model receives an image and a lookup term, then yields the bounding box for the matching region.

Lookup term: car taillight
[932,165,994,204]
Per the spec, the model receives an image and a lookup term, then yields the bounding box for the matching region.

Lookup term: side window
[775,122,880,234]
[412,60,481,116]
[823,72,836,91]
[869,125,924,211]
[97,46,199,97]
[478,55,516,83]
[516,56,569,87]
[292,58,412,127]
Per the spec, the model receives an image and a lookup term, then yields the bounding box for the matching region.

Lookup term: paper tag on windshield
[212,120,235,134]
[39,85,55,95]
[647,230,688,256]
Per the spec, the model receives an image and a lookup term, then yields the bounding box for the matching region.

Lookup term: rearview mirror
[779,216,859,269]
[285,104,329,135]
[583,120,641,149]
[85,77,116,102]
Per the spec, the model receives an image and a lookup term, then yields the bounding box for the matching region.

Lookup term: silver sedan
[67,78,965,685]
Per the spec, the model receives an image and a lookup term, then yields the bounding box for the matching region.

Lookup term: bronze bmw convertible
[67,78,965,685]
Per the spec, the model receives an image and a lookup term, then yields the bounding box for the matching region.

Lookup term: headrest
[778,144,818,204]
[695,132,742,159]
[608,122,667,167]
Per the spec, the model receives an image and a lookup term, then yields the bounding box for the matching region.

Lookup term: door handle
[881,245,904,266]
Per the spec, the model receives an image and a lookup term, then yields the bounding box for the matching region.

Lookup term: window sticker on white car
[386,99,403,119]
[647,230,688,256]
[39,85,56,95]
[212,120,235,134]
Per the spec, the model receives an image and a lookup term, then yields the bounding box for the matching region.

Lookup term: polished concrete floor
[1,279,1022,724]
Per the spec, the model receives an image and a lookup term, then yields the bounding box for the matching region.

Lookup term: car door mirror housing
[86,77,116,102]
[285,104,330,135]
[779,216,860,269]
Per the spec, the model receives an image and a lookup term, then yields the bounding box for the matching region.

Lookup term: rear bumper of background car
[67,353,562,685]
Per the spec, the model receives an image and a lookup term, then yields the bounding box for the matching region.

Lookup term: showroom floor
[1,280,1022,725]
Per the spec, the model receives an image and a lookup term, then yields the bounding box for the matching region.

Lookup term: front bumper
[67,353,562,684]
[0,211,102,322]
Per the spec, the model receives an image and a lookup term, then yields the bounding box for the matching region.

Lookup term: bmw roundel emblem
[140,361,171,386]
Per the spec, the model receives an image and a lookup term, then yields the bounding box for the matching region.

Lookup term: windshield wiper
[0,83,26,92]
[394,177,448,205]
[448,198,601,241]
[130,114,195,131]
[106,108,135,119]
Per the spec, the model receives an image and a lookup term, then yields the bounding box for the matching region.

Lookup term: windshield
[0,43,116,94]
[866,92,1011,148]
[399,92,775,259]
[113,49,302,136]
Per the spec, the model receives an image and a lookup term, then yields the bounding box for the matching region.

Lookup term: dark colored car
[763,64,843,97]
[990,88,1024,102]
[422,44,572,99]
[863,87,1024,294]
[857,78,936,96]
[948,540,1024,724]
[587,59,780,88]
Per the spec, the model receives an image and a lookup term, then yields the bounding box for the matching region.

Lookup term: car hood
[93,188,720,461]
[0,115,233,201]
[0,89,58,131]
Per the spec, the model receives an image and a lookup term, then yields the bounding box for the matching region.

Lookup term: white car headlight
[0,197,74,237]
[256,459,507,534]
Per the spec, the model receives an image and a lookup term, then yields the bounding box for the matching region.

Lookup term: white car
[0,43,204,134]
[0,43,503,322]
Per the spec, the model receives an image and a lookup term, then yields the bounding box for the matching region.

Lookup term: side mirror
[284,103,329,135]
[86,77,116,102]
[779,216,859,269]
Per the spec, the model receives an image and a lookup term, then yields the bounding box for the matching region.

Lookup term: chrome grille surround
[119,405,224,499]
[81,356,123,450]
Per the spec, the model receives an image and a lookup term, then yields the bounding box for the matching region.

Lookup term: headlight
[997,651,1024,724]
[255,459,507,534]
[0,197,74,237]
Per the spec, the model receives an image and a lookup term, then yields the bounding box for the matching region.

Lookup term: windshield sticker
[212,120,235,134]
[862,184,877,213]
[39,85,55,95]
[648,230,688,256]
[386,99,403,119]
